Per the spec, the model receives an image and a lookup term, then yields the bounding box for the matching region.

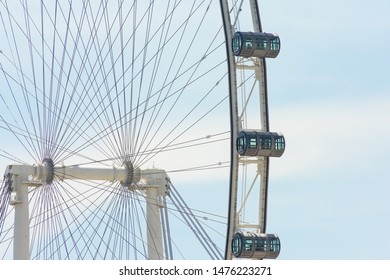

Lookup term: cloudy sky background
[260,0,390,259]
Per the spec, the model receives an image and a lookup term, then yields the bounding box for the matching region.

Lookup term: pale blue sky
[260,0,390,259]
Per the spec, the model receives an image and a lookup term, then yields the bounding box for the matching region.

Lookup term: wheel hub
[121,161,141,188]
[42,158,54,185]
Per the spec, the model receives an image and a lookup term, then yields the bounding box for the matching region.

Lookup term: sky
[1,0,390,260]
[259,0,390,259]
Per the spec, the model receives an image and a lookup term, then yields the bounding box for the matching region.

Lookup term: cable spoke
[0,0,230,260]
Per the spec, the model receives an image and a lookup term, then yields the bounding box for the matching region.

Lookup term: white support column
[145,186,164,260]
[5,165,34,260]
[142,168,169,260]
[12,175,30,260]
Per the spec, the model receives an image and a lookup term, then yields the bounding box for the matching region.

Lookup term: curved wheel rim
[220,0,281,260]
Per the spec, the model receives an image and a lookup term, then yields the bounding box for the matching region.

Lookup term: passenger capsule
[232,32,280,58]
[232,231,281,259]
[236,130,285,157]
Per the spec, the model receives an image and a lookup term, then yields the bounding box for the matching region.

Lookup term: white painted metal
[249,0,270,235]
[143,169,169,260]
[5,165,35,260]
[145,187,163,259]
[5,163,169,260]
[9,168,30,260]
[54,165,128,182]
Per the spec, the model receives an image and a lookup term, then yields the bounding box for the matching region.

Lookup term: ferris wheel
[0,0,283,260]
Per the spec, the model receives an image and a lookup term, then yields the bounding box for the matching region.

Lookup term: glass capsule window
[274,136,285,151]
[260,136,272,150]
[232,34,242,54]
[255,37,267,50]
[255,238,267,252]
[269,237,281,253]
[237,135,246,154]
[244,238,253,252]
[270,37,280,51]
[232,235,241,256]
[249,137,257,149]
[244,37,253,50]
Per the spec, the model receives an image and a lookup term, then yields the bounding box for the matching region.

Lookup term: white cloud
[270,94,390,179]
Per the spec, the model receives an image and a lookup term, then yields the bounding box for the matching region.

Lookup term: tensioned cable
[52,1,161,162]
[56,34,224,164]
[34,172,227,259]
[0,58,116,163]
[130,0,178,163]
[28,180,145,259]
[0,50,229,167]
[51,1,124,160]
[54,0,216,164]
[53,0,193,163]
[0,181,10,238]
[136,77,228,167]
[55,60,228,164]
[0,1,112,161]
[4,1,126,162]
[134,0,218,166]
[168,182,223,259]
[28,180,106,260]
[132,0,203,158]
[0,0,229,256]
[0,12,40,161]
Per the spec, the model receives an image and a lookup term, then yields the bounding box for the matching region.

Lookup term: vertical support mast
[11,172,30,260]
[145,187,164,260]
[143,168,170,260]
[5,165,37,260]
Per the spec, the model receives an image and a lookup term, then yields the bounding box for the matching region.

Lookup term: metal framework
[4,163,169,259]
[220,0,280,259]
